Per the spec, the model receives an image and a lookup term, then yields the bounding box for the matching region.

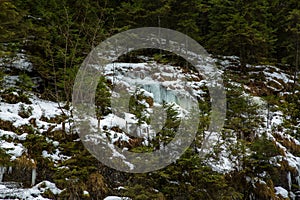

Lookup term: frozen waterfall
[142,84,178,104]
[141,84,194,110]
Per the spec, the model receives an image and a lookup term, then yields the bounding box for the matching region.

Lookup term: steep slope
[0,55,299,199]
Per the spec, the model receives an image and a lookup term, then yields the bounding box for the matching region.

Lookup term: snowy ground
[0,91,71,162]
[0,85,71,198]
[0,181,62,199]
[0,56,300,199]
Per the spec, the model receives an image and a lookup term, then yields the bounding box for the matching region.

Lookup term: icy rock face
[105,62,200,111]
[142,84,178,105]
[141,84,194,110]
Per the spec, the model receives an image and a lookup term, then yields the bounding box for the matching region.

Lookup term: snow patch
[275,186,289,198]
[104,196,132,200]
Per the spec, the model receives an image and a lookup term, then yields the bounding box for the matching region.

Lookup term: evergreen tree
[95,77,111,128]
[269,0,300,66]
[225,83,262,141]
[168,0,203,41]
[283,9,300,87]
[0,0,22,57]
[207,0,276,64]
[15,0,114,102]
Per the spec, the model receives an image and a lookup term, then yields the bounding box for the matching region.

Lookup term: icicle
[8,166,12,174]
[31,168,37,186]
[287,171,292,191]
[296,160,300,188]
[290,191,296,200]
[0,166,6,182]
[249,193,254,200]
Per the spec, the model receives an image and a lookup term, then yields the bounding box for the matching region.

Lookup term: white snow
[0,180,62,199]
[275,186,289,198]
[10,53,33,72]
[208,156,235,173]
[0,94,66,128]
[0,142,25,160]
[0,130,27,141]
[52,141,59,147]
[264,70,293,84]
[83,190,89,195]
[115,186,126,190]
[0,88,70,162]
[104,196,131,200]
[42,149,71,163]
[2,75,19,87]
